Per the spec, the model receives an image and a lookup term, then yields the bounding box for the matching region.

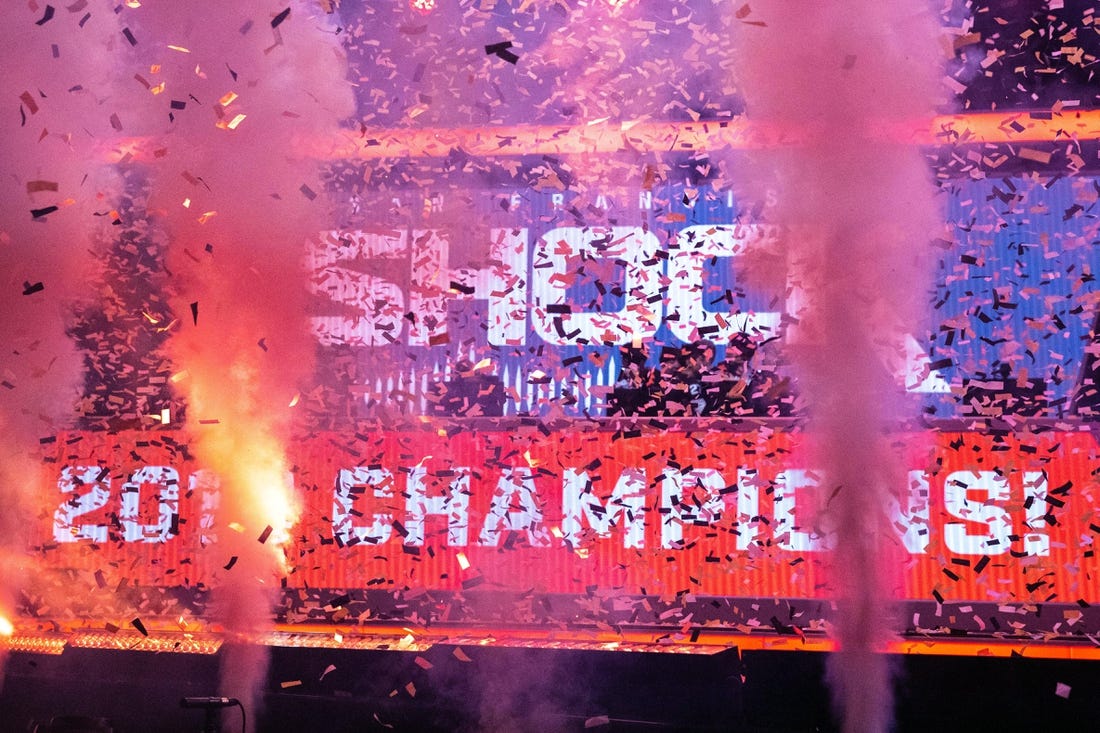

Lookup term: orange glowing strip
[99,109,1100,164]
[271,624,1100,660]
[302,110,1100,161]
[10,618,1100,659]
[894,109,1100,146]
[265,623,1100,661]
[888,638,1100,660]
[295,117,806,161]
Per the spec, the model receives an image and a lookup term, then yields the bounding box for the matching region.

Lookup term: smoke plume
[110,1,354,724]
[734,3,945,732]
[0,3,126,687]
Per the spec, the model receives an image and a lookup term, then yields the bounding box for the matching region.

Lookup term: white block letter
[562,467,646,549]
[333,468,395,546]
[405,467,470,546]
[478,467,550,547]
[943,471,1012,555]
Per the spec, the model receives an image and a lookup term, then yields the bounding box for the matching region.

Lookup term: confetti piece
[26,181,58,194]
[36,5,55,24]
[585,716,610,728]
[280,680,302,689]
[190,301,199,325]
[131,618,148,636]
[122,27,138,46]
[1055,682,1071,699]
[1018,148,1052,164]
[452,647,471,662]
[257,525,273,544]
[224,556,238,570]
[19,91,38,115]
[485,40,519,64]
[271,7,291,28]
[22,281,44,295]
[30,206,57,220]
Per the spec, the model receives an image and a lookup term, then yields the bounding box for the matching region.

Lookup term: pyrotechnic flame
[247,463,299,550]
[202,433,301,574]
[0,615,14,637]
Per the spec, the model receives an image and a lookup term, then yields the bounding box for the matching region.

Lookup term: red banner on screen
[36,427,1100,605]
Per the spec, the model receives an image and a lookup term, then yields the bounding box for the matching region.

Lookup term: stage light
[262,631,436,652]
[0,615,13,636]
[2,635,67,655]
[410,0,436,15]
[68,632,222,655]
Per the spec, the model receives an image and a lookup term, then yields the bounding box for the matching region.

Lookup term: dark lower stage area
[2,643,1099,732]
